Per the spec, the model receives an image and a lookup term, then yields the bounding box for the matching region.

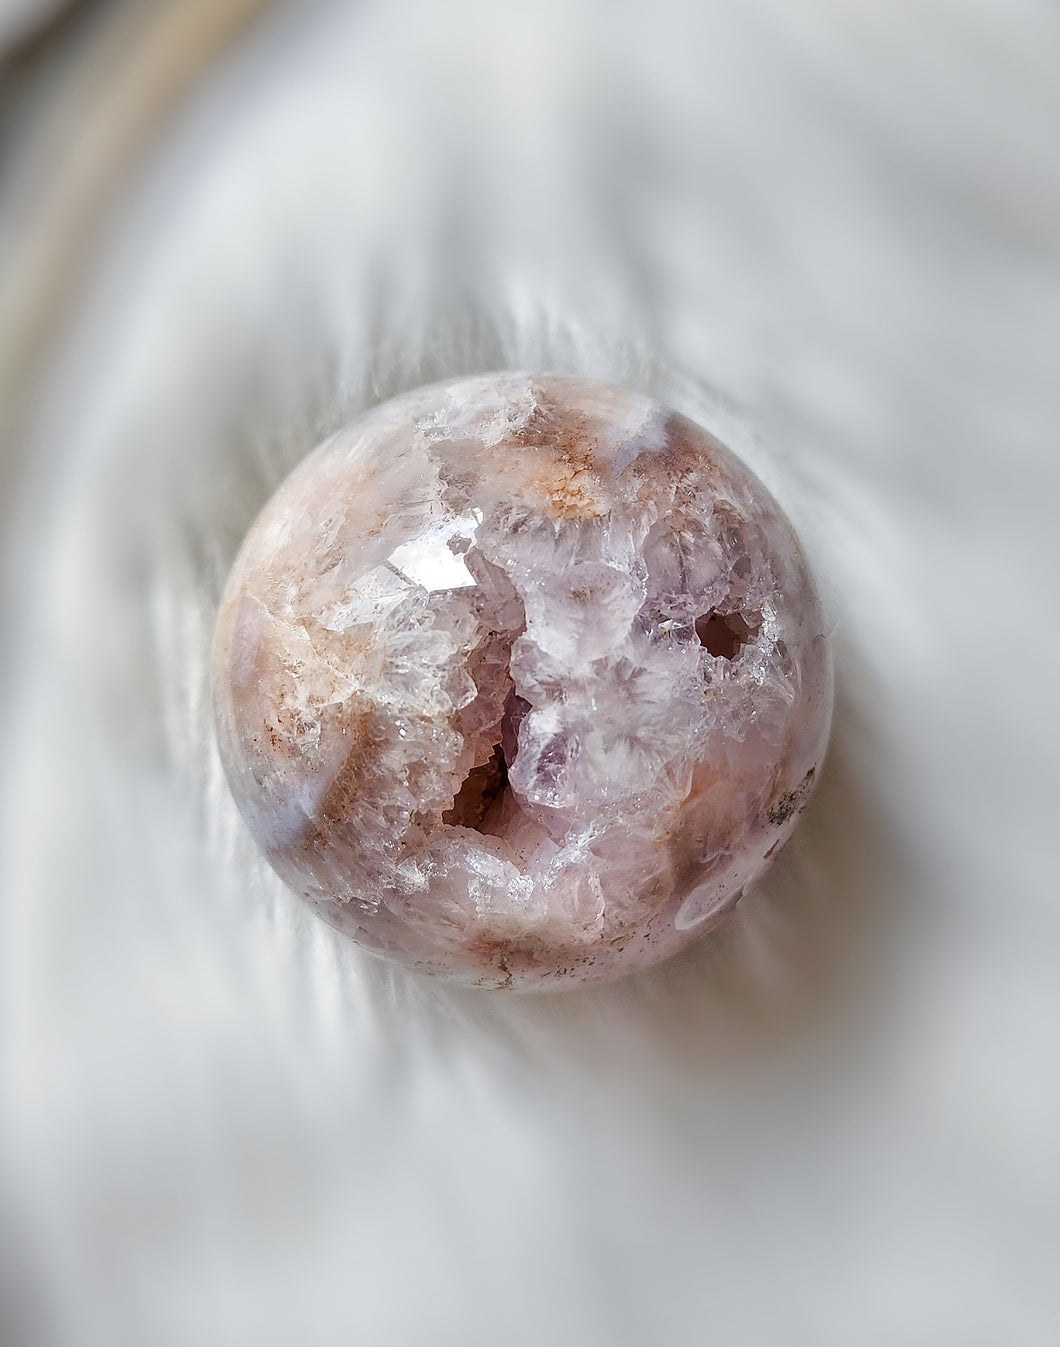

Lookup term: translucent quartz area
[213,374,833,989]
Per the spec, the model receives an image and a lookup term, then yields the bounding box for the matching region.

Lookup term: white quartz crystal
[213,373,832,988]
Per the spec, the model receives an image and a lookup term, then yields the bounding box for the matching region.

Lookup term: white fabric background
[3,1,1059,1343]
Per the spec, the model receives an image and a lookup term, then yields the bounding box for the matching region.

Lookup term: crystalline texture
[213,373,833,989]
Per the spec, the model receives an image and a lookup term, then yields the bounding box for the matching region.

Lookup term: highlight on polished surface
[213,373,833,989]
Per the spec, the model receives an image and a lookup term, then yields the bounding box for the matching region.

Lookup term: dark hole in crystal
[695,610,759,660]
[444,687,532,832]
[442,743,509,830]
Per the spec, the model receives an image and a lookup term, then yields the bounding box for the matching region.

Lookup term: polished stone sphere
[213,373,832,988]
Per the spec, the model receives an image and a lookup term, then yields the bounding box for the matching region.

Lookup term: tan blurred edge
[0,0,283,485]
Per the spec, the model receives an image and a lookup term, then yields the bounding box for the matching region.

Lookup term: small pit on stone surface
[695,610,760,660]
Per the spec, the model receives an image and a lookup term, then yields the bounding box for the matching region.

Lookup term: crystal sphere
[213,373,832,989]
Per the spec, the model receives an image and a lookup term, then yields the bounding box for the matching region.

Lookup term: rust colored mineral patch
[213,373,833,988]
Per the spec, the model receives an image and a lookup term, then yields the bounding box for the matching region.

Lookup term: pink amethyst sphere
[213,373,833,989]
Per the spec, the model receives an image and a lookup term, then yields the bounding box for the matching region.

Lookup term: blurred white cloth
[3,1,1059,1344]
